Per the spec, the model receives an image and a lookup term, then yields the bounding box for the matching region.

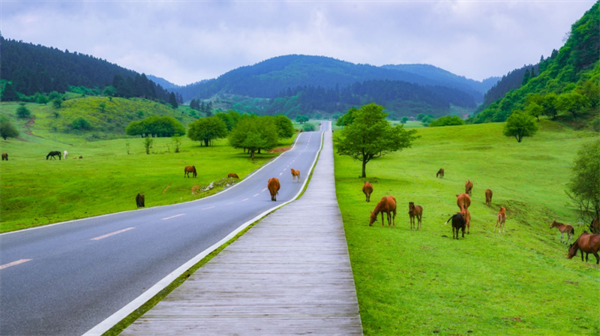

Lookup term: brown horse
[456,193,471,233]
[268,178,280,201]
[465,180,473,195]
[444,213,466,239]
[408,202,423,230]
[568,232,600,264]
[1,153,7,161]
[228,173,239,179]
[436,168,444,178]
[550,220,575,245]
[291,169,300,183]
[495,206,507,234]
[485,189,493,206]
[362,182,373,202]
[589,218,599,234]
[184,166,197,178]
[369,196,397,228]
[135,193,145,208]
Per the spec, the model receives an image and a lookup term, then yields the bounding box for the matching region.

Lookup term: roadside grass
[334,121,600,336]
[0,113,296,233]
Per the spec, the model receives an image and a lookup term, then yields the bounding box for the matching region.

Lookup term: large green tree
[335,103,418,178]
[187,116,227,146]
[566,139,600,223]
[229,116,279,160]
[273,115,295,138]
[503,110,539,143]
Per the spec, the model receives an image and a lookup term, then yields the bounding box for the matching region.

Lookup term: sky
[1,0,595,86]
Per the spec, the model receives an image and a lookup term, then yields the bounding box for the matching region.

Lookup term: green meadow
[334,121,599,336]
[0,101,295,233]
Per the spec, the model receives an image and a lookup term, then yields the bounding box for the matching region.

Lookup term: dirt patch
[162,185,171,194]
[268,146,291,153]
[24,118,43,138]
[191,185,201,195]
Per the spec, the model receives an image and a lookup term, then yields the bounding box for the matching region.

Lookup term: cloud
[0,0,594,85]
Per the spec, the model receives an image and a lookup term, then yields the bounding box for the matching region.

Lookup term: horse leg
[593,252,600,264]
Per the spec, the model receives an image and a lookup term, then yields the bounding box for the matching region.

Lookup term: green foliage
[336,107,357,128]
[335,103,418,177]
[429,115,465,127]
[229,116,279,160]
[557,91,591,119]
[126,115,186,137]
[52,98,62,109]
[187,116,228,146]
[1,82,19,101]
[421,115,435,126]
[302,123,316,132]
[214,110,242,131]
[34,93,49,105]
[0,118,19,140]
[273,115,295,138]
[171,136,181,153]
[503,110,539,142]
[400,116,408,124]
[103,86,117,97]
[295,115,309,124]
[16,103,31,119]
[71,117,92,130]
[143,137,154,154]
[567,139,600,221]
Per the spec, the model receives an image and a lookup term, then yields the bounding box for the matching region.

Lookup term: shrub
[71,117,92,130]
[16,103,31,119]
[429,115,465,127]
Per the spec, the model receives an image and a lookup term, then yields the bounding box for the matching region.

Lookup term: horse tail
[570,227,575,235]
[444,215,453,225]
[193,166,197,177]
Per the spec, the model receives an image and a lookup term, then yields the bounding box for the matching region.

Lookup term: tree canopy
[335,103,418,177]
[503,110,539,143]
[0,118,19,140]
[567,139,600,223]
[187,116,228,146]
[126,116,186,137]
[229,116,279,160]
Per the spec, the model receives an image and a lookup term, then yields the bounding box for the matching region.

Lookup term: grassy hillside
[0,96,196,142]
[334,122,599,335]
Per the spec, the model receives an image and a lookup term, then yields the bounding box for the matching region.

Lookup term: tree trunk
[361,159,367,178]
[250,149,255,161]
[204,139,209,147]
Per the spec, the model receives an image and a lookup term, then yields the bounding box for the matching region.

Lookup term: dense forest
[0,36,179,105]
[475,63,540,112]
[472,2,599,125]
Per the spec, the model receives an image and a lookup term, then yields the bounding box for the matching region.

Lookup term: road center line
[261,188,267,192]
[91,227,135,241]
[279,172,283,176]
[253,193,259,197]
[0,259,32,270]
[201,206,215,210]
[162,214,186,220]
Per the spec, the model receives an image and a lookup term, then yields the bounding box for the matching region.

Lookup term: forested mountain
[175,55,482,101]
[472,1,599,124]
[0,36,176,104]
[147,75,180,90]
[476,63,540,112]
[381,64,499,101]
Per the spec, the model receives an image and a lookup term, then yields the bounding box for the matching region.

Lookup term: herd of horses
[1,151,82,161]
[363,168,600,264]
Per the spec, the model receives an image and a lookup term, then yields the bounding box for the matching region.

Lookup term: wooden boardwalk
[122,130,363,335]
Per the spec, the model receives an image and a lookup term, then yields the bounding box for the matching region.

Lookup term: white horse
[63,150,68,160]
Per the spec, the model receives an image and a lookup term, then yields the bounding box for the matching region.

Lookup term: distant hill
[147,75,180,90]
[381,64,499,102]
[472,1,599,125]
[475,63,539,113]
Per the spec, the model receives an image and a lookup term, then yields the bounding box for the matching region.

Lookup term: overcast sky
[1,0,595,86]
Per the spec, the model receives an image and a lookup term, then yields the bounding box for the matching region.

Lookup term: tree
[503,110,539,143]
[566,139,600,223]
[273,115,294,138]
[400,116,408,124]
[16,103,31,119]
[229,116,279,160]
[335,103,418,178]
[172,136,182,153]
[188,116,227,147]
[522,68,531,86]
[144,137,154,154]
[336,107,358,128]
[557,91,591,119]
[34,93,48,105]
[52,98,62,109]
[0,118,19,140]
[541,93,559,119]
[429,115,465,127]
[169,92,178,109]
[71,117,92,130]
[525,102,543,121]
[295,115,309,124]
[1,82,18,101]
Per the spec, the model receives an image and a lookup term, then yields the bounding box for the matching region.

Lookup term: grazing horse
[291,169,301,183]
[550,220,575,245]
[485,189,493,206]
[465,180,473,195]
[589,218,599,234]
[456,193,471,234]
[568,232,600,264]
[79,155,83,159]
[369,196,397,228]
[444,213,466,239]
[362,182,373,202]
[436,168,444,178]
[268,177,280,201]
[135,193,145,208]
[46,151,61,160]
[63,150,68,160]
[228,173,239,179]
[1,153,7,161]
[184,166,197,178]
[495,207,507,234]
[408,202,423,230]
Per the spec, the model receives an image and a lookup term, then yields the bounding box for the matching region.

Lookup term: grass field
[0,101,296,233]
[333,121,600,335]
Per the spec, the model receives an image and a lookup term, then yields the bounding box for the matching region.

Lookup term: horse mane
[373,197,390,215]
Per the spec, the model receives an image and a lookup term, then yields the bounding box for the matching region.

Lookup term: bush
[16,103,31,119]
[303,123,316,132]
[429,115,465,127]
[71,117,92,130]
[0,118,19,140]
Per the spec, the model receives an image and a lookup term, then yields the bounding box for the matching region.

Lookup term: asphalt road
[0,122,327,336]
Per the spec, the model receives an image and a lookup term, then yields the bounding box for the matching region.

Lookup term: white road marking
[242,198,249,201]
[201,206,215,210]
[162,213,186,220]
[227,202,235,205]
[261,188,267,192]
[0,259,32,270]
[91,227,135,241]
[279,172,283,176]
[253,193,259,197]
